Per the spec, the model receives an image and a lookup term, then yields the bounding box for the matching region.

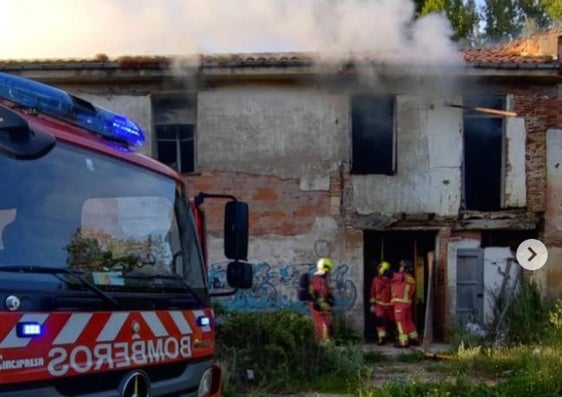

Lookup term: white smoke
[0,0,460,64]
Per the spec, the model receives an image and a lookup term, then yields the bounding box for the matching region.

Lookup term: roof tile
[0,28,559,69]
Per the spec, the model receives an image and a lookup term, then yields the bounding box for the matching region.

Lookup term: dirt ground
[362,342,454,387]
[276,343,504,397]
[362,343,503,388]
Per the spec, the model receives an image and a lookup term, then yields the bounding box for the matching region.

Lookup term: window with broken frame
[152,96,196,174]
[462,95,506,211]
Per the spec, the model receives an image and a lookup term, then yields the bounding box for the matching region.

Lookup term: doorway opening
[363,230,436,342]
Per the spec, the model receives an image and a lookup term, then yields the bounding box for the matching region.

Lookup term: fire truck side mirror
[226,261,253,289]
[224,200,248,261]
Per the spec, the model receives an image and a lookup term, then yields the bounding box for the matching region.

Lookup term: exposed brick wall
[181,81,560,340]
[509,84,561,214]
[184,171,332,236]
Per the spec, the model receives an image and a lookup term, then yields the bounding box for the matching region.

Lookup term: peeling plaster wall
[539,129,562,296]
[352,96,463,216]
[504,117,527,208]
[196,85,364,332]
[197,86,348,189]
[207,218,365,331]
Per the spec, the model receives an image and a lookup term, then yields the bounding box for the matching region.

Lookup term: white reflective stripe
[96,312,128,342]
[169,311,192,335]
[141,312,168,337]
[53,313,93,345]
[0,313,49,348]
[194,310,211,332]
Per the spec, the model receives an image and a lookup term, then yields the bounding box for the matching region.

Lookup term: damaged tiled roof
[462,48,556,65]
[463,27,562,66]
[0,29,559,70]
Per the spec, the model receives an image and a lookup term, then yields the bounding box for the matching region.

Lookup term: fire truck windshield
[0,141,206,300]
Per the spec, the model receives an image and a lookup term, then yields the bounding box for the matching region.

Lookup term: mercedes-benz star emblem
[121,371,150,397]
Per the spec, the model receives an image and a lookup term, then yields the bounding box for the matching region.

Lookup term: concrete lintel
[453,219,538,230]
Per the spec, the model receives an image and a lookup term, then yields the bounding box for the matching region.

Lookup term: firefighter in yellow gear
[369,261,394,345]
[309,257,336,343]
[390,259,419,348]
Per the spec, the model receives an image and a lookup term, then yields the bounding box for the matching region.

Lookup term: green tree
[483,0,522,40]
[519,0,552,31]
[421,0,446,14]
[419,0,480,42]
[542,0,562,22]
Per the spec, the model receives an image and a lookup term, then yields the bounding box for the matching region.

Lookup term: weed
[217,294,562,396]
[502,278,547,345]
[215,309,364,395]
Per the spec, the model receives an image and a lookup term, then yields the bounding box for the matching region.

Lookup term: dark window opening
[463,96,505,211]
[152,96,196,174]
[351,94,395,175]
[155,124,194,173]
[481,230,538,251]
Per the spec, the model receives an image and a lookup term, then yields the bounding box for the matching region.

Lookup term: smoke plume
[1,0,460,64]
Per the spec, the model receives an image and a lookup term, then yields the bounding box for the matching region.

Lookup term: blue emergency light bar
[0,72,145,149]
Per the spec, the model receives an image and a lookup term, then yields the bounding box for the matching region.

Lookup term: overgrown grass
[216,279,562,396]
[359,345,562,397]
[356,279,562,397]
[215,308,364,395]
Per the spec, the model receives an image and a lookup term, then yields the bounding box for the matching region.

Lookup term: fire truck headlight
[197,364,221,397]
[16,322,42,338]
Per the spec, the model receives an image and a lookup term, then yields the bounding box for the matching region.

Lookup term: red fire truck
[0,72,252,396]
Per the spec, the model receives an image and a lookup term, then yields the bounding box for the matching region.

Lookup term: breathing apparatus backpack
[297,272,311,301]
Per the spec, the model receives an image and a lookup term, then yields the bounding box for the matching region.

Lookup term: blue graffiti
[208,260,358,313]
[329,263,357,311]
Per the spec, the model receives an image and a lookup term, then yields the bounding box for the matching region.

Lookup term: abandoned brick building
[2,28,561,341]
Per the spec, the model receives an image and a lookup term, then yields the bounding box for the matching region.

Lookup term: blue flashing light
[0,72,145,149]
[0,73,74,116]
[196,316,211,327]
[73,105,145,148]
[16,322,43,338]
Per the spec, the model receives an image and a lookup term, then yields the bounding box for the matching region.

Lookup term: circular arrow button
[516,239,548,271]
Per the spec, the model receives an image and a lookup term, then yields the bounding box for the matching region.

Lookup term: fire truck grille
[51,361,189,395]
[0,361,193,396]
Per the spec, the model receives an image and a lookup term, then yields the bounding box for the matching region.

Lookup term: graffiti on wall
[209,260,358,312]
